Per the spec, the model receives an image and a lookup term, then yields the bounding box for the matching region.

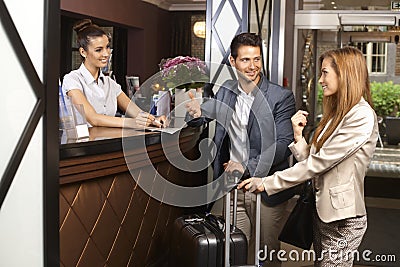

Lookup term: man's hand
[237,177,265,193]
[185,91,201,118]
[223,160,245,174]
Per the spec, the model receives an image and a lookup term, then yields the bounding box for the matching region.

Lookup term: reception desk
[59,126,207,267]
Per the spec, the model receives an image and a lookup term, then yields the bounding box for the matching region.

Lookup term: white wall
[0,0,44,266]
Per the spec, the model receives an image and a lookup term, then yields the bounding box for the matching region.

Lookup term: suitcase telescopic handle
[224,170,243,267]
[231,170,242,180]
[231,170,242,231]
[225,170,261,267]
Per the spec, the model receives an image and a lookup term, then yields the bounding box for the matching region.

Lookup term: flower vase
[155,90,172,116]
[174,88,188,117]
[195,87,203,103]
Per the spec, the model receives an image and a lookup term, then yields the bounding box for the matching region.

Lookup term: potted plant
[159,56,208,92]
[370,81,400,145]
[158,56,209,117]
[316,81,400,145]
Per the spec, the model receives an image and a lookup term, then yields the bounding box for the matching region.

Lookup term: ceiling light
[193,21,206,39]
[340,15,396,26]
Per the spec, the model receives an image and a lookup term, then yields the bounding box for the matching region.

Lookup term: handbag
[278,180,314,250]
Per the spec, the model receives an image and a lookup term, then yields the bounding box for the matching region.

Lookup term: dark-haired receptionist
[62,19,166,128]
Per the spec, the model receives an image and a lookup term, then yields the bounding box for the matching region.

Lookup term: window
[354,42,387,74]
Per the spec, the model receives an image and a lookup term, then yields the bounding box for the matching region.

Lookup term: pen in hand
[153,118,164,128]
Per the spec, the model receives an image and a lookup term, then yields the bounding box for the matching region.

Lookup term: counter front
[59,126,207,267]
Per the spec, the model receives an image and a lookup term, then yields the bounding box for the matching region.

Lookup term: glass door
[292,9,400,139]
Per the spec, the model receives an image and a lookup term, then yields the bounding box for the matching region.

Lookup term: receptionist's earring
[79,48,86,59]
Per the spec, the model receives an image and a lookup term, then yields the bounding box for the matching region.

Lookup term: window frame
[354,41,387,74]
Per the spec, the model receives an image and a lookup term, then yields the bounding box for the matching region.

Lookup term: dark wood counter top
[59,125,203,184]
[60,127,163,160]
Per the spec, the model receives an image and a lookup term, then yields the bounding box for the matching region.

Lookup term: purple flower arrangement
[159,56,208,91]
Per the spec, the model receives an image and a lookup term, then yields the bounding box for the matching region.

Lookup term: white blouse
[62,63,122,119]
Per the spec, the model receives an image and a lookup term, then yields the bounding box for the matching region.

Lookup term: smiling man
[185,32,296,265]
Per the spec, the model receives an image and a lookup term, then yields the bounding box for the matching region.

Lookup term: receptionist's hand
[151,115,169,128]
[136,111,155,127]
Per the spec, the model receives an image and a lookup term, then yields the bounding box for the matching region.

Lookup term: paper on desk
[146,127,182,134]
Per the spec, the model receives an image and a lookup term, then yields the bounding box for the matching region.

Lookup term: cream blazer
[263,98,379,223]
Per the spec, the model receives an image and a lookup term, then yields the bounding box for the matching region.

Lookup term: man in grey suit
[186,32,296,266]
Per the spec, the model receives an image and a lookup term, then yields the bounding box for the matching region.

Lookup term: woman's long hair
[311,46,373,152]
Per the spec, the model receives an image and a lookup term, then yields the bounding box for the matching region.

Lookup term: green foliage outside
[316,84,323,115]
[370,81,400,117]
[317,83,323,106]
[316,81,400,117]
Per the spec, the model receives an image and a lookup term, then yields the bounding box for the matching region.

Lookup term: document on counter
[144,126,183,134]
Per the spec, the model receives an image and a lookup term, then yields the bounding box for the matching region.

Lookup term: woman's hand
[134,112,169,128]
[185,91,201,118]
[135,111,155,127]
[291,110,309,142]
[237,177,265,193]
[151,115,169,128]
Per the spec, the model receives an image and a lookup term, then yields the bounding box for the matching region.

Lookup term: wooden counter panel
[60,130,199,184]
[59,126,207,267]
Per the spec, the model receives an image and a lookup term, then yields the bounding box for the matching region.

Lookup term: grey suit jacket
[188,75,296,206]
[263,98,379,222]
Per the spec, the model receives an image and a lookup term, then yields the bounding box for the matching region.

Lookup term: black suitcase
[168,213,247,266]
[168,172,261,267]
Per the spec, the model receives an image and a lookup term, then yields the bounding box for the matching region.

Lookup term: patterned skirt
[313,210,367,267]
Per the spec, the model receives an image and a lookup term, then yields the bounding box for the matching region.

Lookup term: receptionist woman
[62,19,166,128]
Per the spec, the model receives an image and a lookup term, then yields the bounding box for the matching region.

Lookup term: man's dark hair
[230,32,262,60]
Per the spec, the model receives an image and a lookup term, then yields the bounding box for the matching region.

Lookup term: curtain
[112,27,128,94]
[170,12,192,57]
